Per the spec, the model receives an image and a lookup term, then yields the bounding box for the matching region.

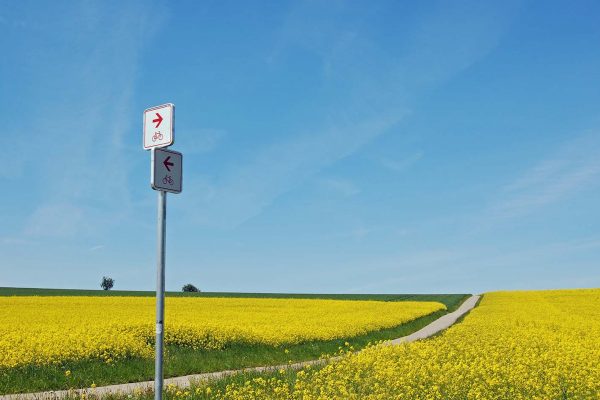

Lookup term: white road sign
[152,148,182,193]
[144,103,174,150]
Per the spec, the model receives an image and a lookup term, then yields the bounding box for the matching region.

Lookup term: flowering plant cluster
[0,296,443,368]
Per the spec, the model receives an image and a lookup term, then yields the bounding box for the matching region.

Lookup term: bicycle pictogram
[152,131,163,142]
[162,175,173,185]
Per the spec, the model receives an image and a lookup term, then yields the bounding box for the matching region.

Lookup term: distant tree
[182,283,199,293]
[101,276,114,291]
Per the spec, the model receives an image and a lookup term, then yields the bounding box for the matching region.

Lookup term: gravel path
[2,295,480,400]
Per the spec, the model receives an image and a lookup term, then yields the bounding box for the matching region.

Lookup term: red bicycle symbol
[162,175,173,185]
[152,131,163,142]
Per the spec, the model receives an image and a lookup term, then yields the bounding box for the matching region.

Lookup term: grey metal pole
[155,190,167,400]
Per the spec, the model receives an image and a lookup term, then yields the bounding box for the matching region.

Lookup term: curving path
[2,295,480,400]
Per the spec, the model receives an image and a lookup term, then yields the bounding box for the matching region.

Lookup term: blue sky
[1,1,599,294]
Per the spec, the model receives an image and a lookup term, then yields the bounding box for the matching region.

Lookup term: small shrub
[101,276,114,291]
[182,283,200,293]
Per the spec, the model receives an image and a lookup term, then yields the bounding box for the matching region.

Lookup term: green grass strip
[0,293,468,394]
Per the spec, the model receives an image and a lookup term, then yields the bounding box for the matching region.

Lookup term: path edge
[2,295,480,400]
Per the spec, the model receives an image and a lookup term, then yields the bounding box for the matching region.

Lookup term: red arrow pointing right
[153,113,163,128]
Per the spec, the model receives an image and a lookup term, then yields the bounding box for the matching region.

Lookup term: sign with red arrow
[151,148,182,193]
[143,105,182,399]
[143,103,174,150]
[153,113,163,128]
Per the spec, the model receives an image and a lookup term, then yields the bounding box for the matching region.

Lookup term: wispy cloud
[379,151,424,173]
[184,111,405,228]
[318,177,361,197]
[347,235,600,293]
[335,227,374,241]
[182,2,517,229]
[489,132,600,219]
[24,204,86,237]
[398,1,522,89]
[0,236,36,246]
[178,128,226,155]
[6,2,165,238]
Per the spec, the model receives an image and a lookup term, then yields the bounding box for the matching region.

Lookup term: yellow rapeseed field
[0,296,444,368]
[205,289,600,399]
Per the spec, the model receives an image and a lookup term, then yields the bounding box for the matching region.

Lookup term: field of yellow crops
[204,289,600,399]
[0,296,444,369]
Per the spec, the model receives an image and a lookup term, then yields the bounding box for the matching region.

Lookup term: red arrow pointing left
[163,156,174,172]
[153,113,163,128]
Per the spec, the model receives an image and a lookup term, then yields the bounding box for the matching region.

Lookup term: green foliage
[0,288,470,394]
[182,284,200,293]
[0,288,468,311]
[0,307,459,394]
[100,277,114,291]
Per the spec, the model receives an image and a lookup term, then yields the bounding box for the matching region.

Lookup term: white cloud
[347,235,600,293]
[0,236,36,246]
[181,2,517,229]
[490,132,600,219]
[24,203,85,237]
[379,151,424,173]
[182,111,404,228]
[8,2,165,238]
[178,128,226,155]
[318,177,360,197]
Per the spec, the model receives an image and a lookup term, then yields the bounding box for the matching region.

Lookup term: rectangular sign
[151,148,182,193]
[143,103,174,150]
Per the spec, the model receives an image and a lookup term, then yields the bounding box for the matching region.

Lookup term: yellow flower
[192,289,600,399]
[0,296,443,368]
[64,370,71,377]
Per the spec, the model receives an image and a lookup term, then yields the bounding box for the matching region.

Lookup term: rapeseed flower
[201,289,600,399]
[0,296,443,368]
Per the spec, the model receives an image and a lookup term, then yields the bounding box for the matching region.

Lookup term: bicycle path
[2,295,480,400]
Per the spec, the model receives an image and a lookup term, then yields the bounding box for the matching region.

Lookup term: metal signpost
[143,103,182,400]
